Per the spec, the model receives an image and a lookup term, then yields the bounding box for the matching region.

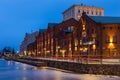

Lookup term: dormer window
[68,26,74,30]
[71,26,74,30]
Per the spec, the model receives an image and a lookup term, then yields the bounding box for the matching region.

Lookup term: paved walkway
[25,57,120,65]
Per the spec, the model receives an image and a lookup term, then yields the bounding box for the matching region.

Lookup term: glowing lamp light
[93,44,96,50]
[47,50,50,53]
[109,38,114,49]
[80,48,83,51]
[57,46,60,49]
[110,38,113,43]
[84,48,88,51]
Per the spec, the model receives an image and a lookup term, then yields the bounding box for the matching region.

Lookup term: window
[87,29,89,34]
[68,27,71,30]
[118,27,120,29]
[75,39,78,46]
[110,27,112,30]
[106,35,110,43]
[80,40,82,45]
[113,36,117,43]
[99,12,101,16]
[102,27,105,30]
[68,26,74,30]
[78,10,80,13]
[60,28,62,30]
[71,26,74,30]
[83,25,85,30]
[87,11,89,15]
[75,47,77,51]
[96,11,98,15]
[91,29,94,34]
[91,11,93,15]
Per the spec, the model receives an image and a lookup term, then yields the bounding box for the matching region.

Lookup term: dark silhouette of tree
[12,48,15,54]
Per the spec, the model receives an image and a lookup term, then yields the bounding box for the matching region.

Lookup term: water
[0,59,120,80]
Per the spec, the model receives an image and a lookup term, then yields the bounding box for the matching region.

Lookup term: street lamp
[88,41,92,64]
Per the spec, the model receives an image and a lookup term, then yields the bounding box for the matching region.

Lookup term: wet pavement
[0,59,120,80]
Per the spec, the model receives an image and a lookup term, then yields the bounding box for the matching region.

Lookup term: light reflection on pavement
[0,59,120,80]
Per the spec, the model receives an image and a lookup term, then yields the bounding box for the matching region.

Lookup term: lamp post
[57,46,60,58]
[88,41,92,64]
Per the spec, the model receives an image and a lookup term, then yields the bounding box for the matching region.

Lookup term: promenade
[11,56,120,76]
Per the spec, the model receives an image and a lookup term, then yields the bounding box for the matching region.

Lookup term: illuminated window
[75,47,77,51]
[75,39,78,46]
[80,40,82,45]
[83,25,85,30]
[77,15,81,19]
[69,48,71,51]
[82,31,86,37]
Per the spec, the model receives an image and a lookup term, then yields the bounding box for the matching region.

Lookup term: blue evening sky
[0,0,119,51]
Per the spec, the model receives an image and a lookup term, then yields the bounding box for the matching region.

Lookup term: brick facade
[24,14,120,59]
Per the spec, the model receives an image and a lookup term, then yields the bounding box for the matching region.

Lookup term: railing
[23,55,120,64]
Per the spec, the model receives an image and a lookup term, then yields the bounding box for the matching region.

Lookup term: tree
[12,48,15,55]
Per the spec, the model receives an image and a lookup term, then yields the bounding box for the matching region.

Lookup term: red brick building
[36,19,78,57]
[36,29,46,57]
[53,18,78,57]
[75,13,120,58]
[35,13,120,58]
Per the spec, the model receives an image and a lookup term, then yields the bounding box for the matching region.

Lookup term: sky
[0,0,120,51]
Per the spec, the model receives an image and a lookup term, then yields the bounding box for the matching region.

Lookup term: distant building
[63,4,104,21]
[27,41,37,56]
[20,31,39,56]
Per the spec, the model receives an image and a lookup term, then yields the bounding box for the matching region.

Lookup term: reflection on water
[0,59,120,80]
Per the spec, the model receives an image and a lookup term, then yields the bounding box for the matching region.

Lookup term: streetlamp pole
[88,42,92,64]
[88,44,90,64]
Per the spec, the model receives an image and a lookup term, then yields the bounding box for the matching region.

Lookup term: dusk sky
[0,0,120,51]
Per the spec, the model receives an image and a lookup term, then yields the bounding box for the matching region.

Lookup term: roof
[48,23,58,28]
[89,16,120,24]
[39,29,47,33]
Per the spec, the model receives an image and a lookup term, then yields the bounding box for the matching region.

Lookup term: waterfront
[0,59,120,80]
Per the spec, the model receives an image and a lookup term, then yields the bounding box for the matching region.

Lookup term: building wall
[36,31,45,57]
[78,15,120,58]
[54,18,78,57]
[27,41,37,56]
[76,15,101,57]
[63,5,104,21]
[101,24,120,57]
[20,32,38,56]
[44,27,54,57]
